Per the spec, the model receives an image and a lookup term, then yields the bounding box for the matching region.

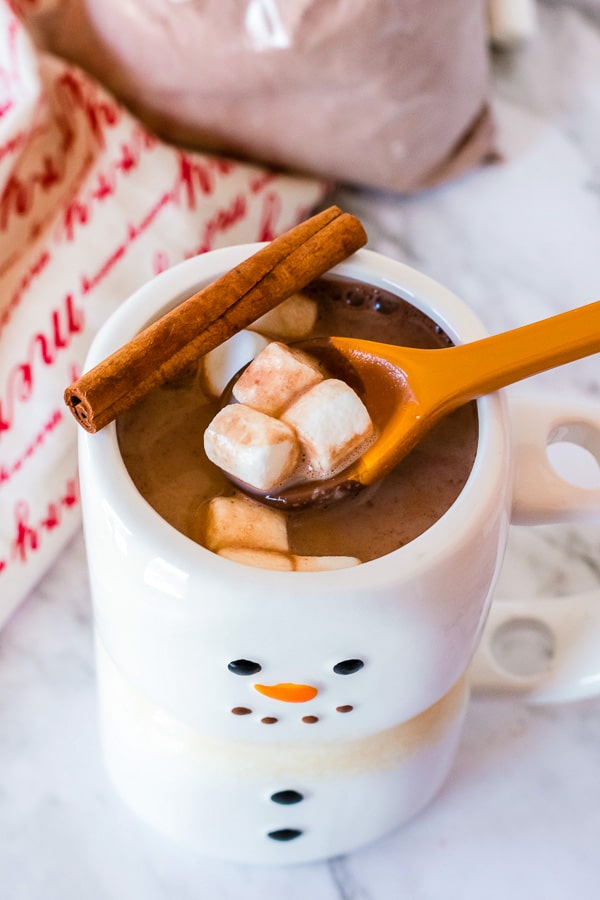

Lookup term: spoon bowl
[232,298,600,508]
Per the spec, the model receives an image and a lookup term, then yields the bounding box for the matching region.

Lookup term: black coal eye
[228,659,262,676]
[333,659,364,675]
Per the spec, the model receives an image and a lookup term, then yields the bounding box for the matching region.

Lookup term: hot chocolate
[117,277,478,563]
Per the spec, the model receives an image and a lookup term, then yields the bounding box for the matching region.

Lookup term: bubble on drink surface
[343,286,366,307]
[304,278,398,314]
[373,295,397,314]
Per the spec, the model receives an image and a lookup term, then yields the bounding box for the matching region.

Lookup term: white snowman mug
[79,246,600,865]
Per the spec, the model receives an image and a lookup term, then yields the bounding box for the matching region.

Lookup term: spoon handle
[437,298,600,406]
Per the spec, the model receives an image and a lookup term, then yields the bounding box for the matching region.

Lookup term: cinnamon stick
[64,206,367,433]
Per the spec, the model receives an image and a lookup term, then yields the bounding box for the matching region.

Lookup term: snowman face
[100,554,475,743]
[227,655,364,725]
[150,600,431,742]
[219,649,370,739]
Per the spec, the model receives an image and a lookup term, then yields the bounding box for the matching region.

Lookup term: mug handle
[470,394,600,703]
[509,394,600,525]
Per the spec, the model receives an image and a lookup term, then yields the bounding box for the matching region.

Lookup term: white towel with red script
[0,2,326,626]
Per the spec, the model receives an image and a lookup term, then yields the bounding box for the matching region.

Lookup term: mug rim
[80,245,510,593]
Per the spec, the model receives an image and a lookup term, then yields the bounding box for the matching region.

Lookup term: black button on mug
[270,789,304,805]
[267,828,303,841]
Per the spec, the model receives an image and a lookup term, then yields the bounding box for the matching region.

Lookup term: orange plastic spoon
[259,298,600,508]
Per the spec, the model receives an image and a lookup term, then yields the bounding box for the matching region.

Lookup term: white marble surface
[2,2,600,897]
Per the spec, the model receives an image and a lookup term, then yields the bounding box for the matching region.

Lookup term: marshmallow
[282,378,374,477]
[218,547,293,571]
[232,341,323,417]
[200,329,270,398]
[204,494,288,552]
[218,547,362,571]
[292,555,361,571]
[249,293,318,340]
[204,404,299,491]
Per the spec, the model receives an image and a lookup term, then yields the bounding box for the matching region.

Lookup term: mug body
[80,247,512,862]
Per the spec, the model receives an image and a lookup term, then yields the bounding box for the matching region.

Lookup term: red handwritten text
[257,191,282,242]
[249,171,276,194]
[176,152,236,210]
[54,70,121,148]
[190,193,248,255]
[0,9,21,103]
[0,408,63,487]
[0,127,33,163]
[0,293,84,440]
[80,190,173,295]
[56,125,158,244]
[153,250,170,275]
[0,247,51,333]
[0,68,122,232]
[0,474,79,574]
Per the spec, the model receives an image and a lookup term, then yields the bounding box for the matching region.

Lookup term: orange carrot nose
[254,682,318,703]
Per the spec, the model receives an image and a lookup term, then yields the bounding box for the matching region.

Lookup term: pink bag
[0,1,326,624]
[20,0,497,193]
